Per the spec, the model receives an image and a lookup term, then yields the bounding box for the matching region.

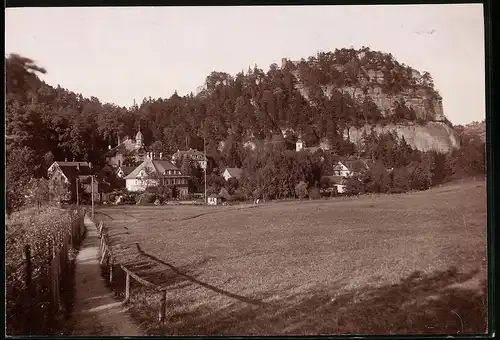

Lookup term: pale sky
[6,4,485,125]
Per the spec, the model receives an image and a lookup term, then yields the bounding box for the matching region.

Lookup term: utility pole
[76,178,79,210]
[204,137,207,204]
[91,175,95,220]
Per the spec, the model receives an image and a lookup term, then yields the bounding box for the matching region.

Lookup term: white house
[332,159,371,178]
[47,161,99,201]
[222,168,243,181]
[123,153,190,198]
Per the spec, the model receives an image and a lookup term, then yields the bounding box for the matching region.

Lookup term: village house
[104,129,147,168]
[332,158,371,178]
[322,175,348,194]
[296,137,332,153]
[116,165,135,179]
[124,152,190,198]
[207,193,222,206]
[47,160,99,202]
[222,167,243,181]
[171,148,210,170]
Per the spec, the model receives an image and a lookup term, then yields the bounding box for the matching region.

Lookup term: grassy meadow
[96,180,487,335]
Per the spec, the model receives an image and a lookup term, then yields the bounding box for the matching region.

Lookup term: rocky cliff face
[281,51,455,152]
[295,81,445,122]
[345,122,460,153]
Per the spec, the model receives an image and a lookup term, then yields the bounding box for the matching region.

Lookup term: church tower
[135,129,143,147]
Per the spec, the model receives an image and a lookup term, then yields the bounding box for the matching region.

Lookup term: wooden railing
[95,219,169,333]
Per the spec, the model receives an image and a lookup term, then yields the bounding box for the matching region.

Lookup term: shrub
[295,181,308,199]
[136,193,156,205]
[308,187,321,200]
[6,206,82,335]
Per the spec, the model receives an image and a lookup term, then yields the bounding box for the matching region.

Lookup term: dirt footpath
[66,216,143,336]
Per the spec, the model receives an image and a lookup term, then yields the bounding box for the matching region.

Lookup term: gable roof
[337,159,371,172]
[224,167,243,179]
[49,161,92,181]
[173,148,204,157]
[116,166,135,177]
[123,158,184,180]
[104,138,146,157]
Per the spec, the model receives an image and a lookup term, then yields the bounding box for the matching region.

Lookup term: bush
[308,187,321,200]
[6,206,82,335]
[295,181,308,199]
[136,193,156,205]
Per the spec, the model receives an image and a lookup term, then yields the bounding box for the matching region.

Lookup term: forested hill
[6,48,456,180]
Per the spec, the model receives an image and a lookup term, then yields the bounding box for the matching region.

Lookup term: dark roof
[224,167,243,179]
[124,158,187,180]
[49,161,92,180]
[117,166,135,177]
[173,148,204,157]
[104,138,146,157]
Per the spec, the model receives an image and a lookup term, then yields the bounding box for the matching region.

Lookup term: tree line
[6,50,485,212]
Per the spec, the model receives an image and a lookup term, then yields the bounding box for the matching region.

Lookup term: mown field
[96,180,488,335]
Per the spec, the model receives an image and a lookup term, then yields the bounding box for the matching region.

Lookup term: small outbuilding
[207,194,222,206]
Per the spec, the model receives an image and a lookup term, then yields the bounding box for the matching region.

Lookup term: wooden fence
[95,219,169,334]
[6,209,86,335]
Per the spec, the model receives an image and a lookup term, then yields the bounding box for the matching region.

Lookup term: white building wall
[336,184,348,193]
[222,170,231,181]
[125,178,159,192]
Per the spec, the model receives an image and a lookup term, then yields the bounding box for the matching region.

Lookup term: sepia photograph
[5,3,488,337]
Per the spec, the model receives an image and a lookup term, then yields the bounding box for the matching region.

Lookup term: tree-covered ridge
[6,49,479,213]
[286,47,438,95]
[5,47,444,171]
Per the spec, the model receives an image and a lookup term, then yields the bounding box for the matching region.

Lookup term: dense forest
[5,47,485,212]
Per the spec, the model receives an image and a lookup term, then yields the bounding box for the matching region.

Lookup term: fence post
[109,257,113,283]
[100,247,107,265]
[125,271,131,303]
[24,245,32,288]
[159,289,167,334]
